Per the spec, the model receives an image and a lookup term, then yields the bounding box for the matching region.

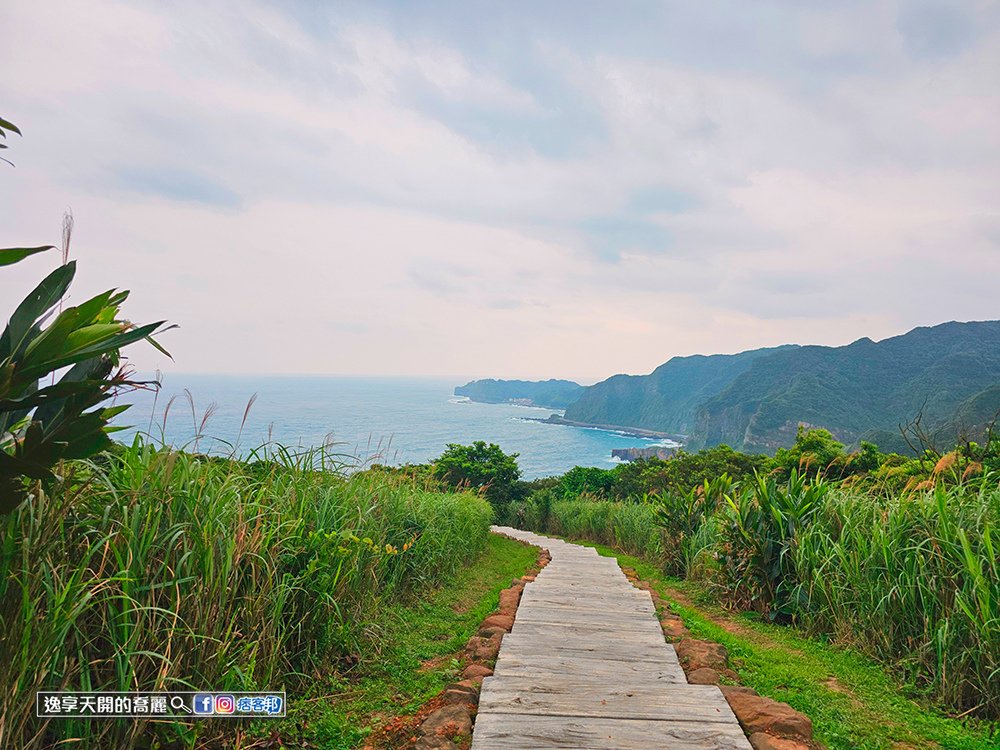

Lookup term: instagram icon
[214,694,235,714]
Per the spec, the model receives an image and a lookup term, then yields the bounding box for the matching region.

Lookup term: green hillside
[562,346,797,434]
[548,321,1000,454]
[689,321,1000,452]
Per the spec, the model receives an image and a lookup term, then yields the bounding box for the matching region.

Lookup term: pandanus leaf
[0,245,53,267]
[0,261,75,360]
[1,249,171,512]
[0,117,21,135]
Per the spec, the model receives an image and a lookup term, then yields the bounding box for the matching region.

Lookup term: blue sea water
[115,374,675,479]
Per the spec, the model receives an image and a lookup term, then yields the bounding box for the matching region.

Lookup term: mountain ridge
[687,320,1000,452]
[457,320,1000,454]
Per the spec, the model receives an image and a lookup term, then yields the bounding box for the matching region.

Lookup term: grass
[273,533,538,749]
[576,539,1000,750]
[516,480,1000,719]
[0,439,495,749]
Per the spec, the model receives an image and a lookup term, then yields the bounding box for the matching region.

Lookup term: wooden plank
[498,633,678,662]
[493,654,687,683]
[512,609,662,629]
[497,645,682,668]
[521,591,656,617]
[471,713,752,750]
[479,679,739,723]
[526,578,645,588]
[517,598,653,611]
[509,621,669,640]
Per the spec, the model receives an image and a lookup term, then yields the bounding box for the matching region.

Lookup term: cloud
[896,1,980,59]
[114,167,242,208]
[0,0,997,381]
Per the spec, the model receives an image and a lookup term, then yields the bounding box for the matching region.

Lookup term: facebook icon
[192,694,215,715]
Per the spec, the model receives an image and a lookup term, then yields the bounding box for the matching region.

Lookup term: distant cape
[454,378,584,410]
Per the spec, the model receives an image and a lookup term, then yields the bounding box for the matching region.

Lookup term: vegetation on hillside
[563,345,794,435]
[692,321,1000,453]
[554,321,1000,453]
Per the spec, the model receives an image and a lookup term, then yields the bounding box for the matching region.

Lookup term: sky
[1,0,998,383]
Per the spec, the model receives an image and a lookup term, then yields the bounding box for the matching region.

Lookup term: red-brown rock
[478,625,508,639]
[676,638,729,671]
[413,736,454,750]
[720,685,757,698]
[660,618,687,640]
[442,679,480,706]
[687,667,721,685]
[725,692,813,740]
[420,705,472,737]
[749,732,812,750]
[461,663,493,680]
[465,635,502,663]
[481,614,515,631]
[498,587,522,615]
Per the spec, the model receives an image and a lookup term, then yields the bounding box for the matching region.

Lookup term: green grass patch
[276,532,537,749]
[575,539,999,750]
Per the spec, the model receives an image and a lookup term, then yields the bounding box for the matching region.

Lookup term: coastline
[524,414,685,443]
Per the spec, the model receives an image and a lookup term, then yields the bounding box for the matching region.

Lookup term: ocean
[115,374,677,479]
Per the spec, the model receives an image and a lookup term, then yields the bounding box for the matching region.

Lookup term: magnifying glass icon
[170,696,192,714]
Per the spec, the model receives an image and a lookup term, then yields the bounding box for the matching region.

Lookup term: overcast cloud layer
[2,0,998,381]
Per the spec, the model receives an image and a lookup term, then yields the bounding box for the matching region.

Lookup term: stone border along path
[472,527,753,750]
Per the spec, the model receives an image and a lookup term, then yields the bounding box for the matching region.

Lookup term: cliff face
[563,346,797,435]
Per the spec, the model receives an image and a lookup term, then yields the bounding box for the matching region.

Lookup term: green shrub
[652,474,733,575]
[432,441,521,511]
[558,466,617,498]
[718,471,829,618]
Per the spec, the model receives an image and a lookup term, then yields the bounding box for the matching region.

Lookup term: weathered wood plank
[479,679,739,722]
[511,609,662,629]
[519,594,654,612]
[509,621,666,639]
[471,713,751,750]
[498,632,680,662]
[493,654,687,683]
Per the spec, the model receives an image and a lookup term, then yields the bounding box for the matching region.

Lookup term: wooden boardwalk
[472,527,751,750]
